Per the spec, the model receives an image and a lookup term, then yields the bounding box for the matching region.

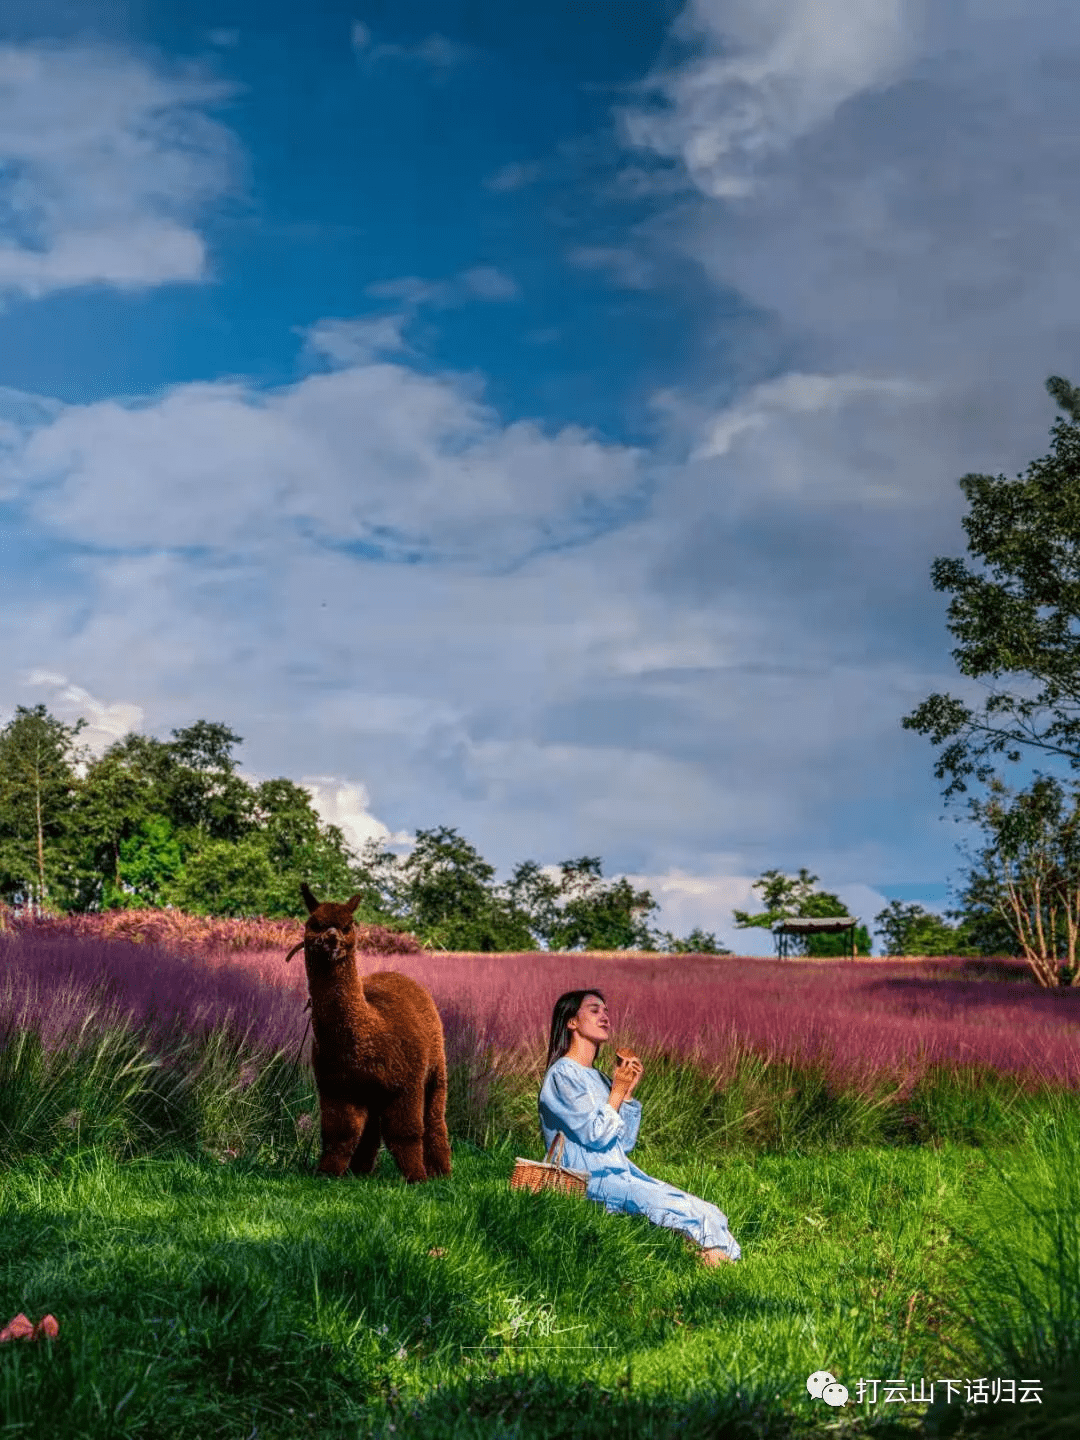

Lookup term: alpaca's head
[301,884,363,966]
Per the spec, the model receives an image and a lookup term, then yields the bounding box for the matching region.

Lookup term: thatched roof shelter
[772,916,858,959]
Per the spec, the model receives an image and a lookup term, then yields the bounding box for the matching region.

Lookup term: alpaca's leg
[316,1097,366,1177]
[422,1066,453,1177]
[380,1092,428,1184]
[348,1110,382,1175]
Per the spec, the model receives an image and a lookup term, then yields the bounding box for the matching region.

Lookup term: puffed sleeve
[539,1062,633,1150]
[618,1096,641,1152]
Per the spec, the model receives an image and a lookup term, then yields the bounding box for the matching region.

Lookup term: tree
[0,705,85,910]
[952,773,1080,986]
[161,721,255,841]
[732,868,871,956]
[251,778,360,912]
[651,926,733,955]
[798,888,873,958]
[106,815,184,909]
[379,826,537,952]
[872,899,980,957]
[543,856,659,952]
[732,868,819,933]
[68,726,252,910]
[499,860,562,944]
[73,744,159,909]
[169,834,282,917]
[901,375,1080,800]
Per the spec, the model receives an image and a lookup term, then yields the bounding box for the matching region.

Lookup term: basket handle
[544,1132,566,1166]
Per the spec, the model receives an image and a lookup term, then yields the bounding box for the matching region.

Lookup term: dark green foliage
[542,856,659,951]
[733,868,871,955]
[951,772,1080,984]
[104,815,184,909]
[10,714,363,920]
[901,374,1080,799]
[652,925,732,954]
[0,704,86,910]
[500,858,562,942]
[348,836,668,952]
[873,899,982,957]
[351,825,539,951]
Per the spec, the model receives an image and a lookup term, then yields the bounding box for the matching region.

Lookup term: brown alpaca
[292,884,452,1183]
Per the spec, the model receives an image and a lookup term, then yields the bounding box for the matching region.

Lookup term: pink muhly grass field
[0,906,422,956]
[339,952,1080,1091]
[5,914,1078,1094]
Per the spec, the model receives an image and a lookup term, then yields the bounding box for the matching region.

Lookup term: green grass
[1,1021,1079,1438]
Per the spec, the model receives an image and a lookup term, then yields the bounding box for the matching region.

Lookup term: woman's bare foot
[698,1247,734,1266]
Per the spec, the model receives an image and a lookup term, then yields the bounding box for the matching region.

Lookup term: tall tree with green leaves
[543,856,659,952]
[161,720,255,841]
[73,743,160,908]
[872,900,980,957]
[951,773,1080,986]
[901,375,1080,800]
[732,868,871,956]
[373,826,537,951]
[0,705,86,910]
[499,859,562,945]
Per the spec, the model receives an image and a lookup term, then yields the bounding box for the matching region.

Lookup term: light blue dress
[537,1056,741,1260]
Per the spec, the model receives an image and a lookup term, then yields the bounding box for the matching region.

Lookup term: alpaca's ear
[346,893,363,913]
[301,883,320,913]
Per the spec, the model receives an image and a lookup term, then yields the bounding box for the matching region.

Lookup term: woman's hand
[609,1052,644,1111]
[617,1055,644,1095]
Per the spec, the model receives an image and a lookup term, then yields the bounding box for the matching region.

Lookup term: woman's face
[569,993,610,1048]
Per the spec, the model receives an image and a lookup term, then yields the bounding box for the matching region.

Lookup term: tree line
[0,710,711,952]
[0,700,1040,961]
[4,375,1080,975]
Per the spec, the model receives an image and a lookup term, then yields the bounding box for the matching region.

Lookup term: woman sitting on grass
[538,988,741,1266]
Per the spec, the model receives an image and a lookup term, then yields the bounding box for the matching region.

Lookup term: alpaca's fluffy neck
[306,941,380,1027]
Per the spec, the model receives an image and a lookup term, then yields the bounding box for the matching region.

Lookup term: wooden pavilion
[772,916,858,959]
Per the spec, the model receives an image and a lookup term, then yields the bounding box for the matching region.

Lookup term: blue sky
[1,0,1076,951]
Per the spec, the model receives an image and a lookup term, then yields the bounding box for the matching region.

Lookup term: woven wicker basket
[509,1132,588,1197]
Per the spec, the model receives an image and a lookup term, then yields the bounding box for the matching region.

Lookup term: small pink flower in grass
[0,1313,58,1342]
[427,1247,446,1258]
[296,1113,314,1132]
[0,1314,33,1342]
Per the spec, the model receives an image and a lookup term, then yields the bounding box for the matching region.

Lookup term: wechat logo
[807,1371,849,1407]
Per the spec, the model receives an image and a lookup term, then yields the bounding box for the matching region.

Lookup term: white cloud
[0,221,208,297]
[619,0,917,199]
[301,313,412,367]
[353,28,472,72]
[206,29,240,48]
[366,275,448,307]
[301,777,413,854]
[460,265,519,301]
[0,42,243,299]
[566,245,656,290]
[20,671,143,759]
[365,266,518,309]
[6,354,645,565]
[681,370,933,508]
[484,160,540,193]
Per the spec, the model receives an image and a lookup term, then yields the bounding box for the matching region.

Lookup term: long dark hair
[545,988,607,1073]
